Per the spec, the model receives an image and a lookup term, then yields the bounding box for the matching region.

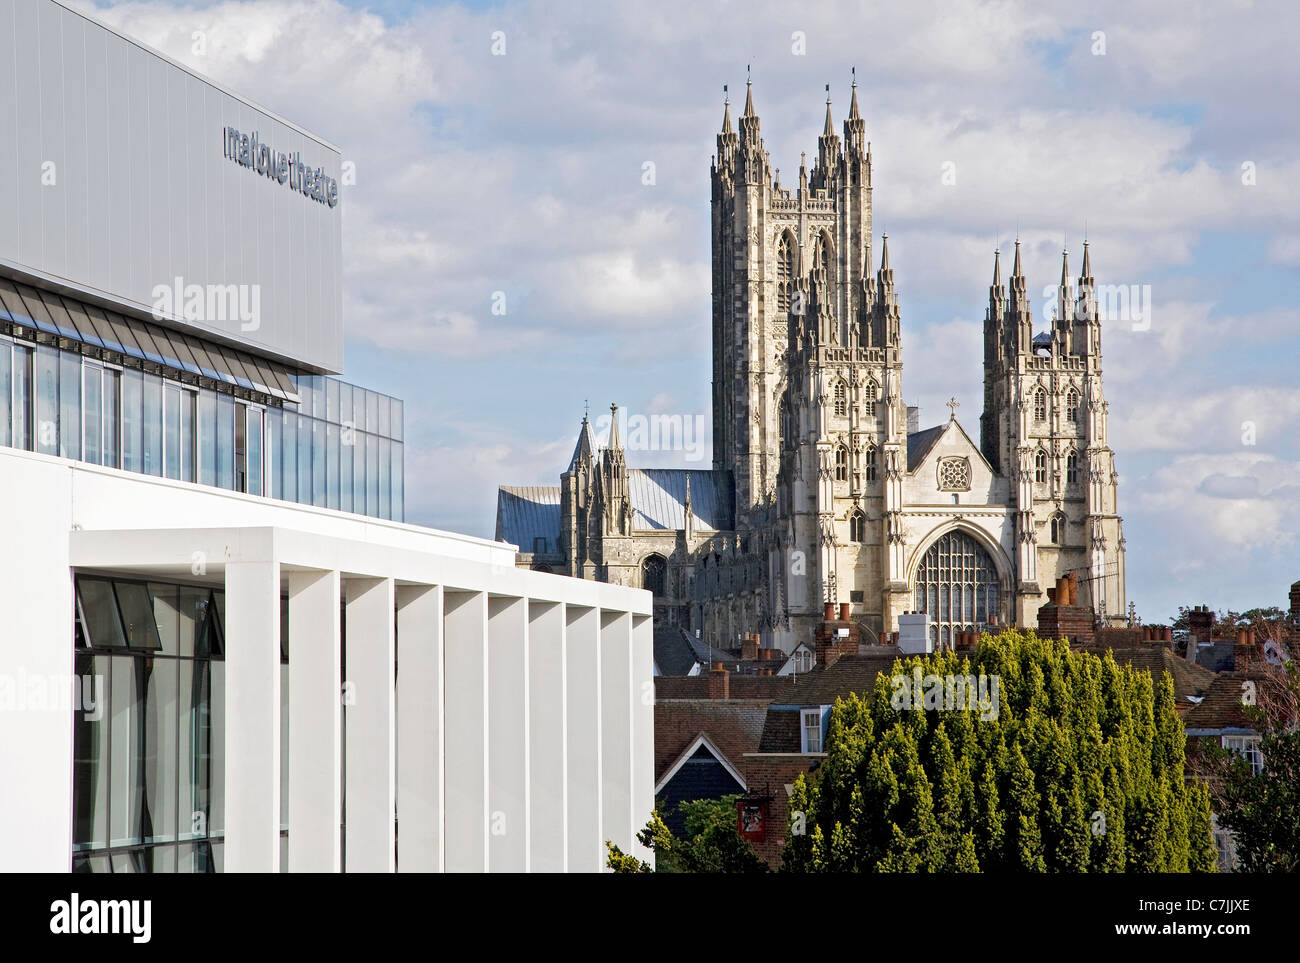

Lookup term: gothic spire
[879,232,890,271]
[823,92,835,136]
[608,402,621,451]
[721,95,732,133]
[743,76,755,118]
[1012,238,1023,277]
[849,76,861,120]
[1081,239,1092,279]
[1060,248,1070,284]
[992,247,1001,286]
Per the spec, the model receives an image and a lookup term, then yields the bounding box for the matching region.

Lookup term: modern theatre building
[0,0,653,872]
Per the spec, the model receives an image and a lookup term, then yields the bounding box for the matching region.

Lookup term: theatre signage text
[222,126,339,209]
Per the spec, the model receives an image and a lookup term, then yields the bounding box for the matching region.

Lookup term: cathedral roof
[906,425,946,473]
[629,469,732,532]
[495,486,561,555]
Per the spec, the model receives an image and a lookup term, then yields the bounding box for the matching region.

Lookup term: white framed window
[1222,734,1263,776]
[801,708,823,753]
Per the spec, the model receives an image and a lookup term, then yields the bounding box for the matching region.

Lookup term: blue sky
[84,0,1300,623]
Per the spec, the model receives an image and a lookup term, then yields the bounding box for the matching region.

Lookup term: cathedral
[496,79,1127,654]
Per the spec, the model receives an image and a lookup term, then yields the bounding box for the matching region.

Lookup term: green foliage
[607,796,768,873]
[781,629,1216,872]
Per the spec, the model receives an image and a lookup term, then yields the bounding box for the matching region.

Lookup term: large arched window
[777,232,795,315]
[1033,386,1047,423]
[849,510,866,543]
[1066,449,1079,485]
[835,445,849,481]
[913,531,1001,649]
[641,554,667,598]
[1049,513,1065,544]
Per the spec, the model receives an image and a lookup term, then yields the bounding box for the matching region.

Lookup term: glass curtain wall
[0,336,403,521]
[71,574,290,872]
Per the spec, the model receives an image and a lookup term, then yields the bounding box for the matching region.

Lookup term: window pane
[216,395,234,490]
[35,344,58,455]
[115,581,162,650]
[181,390,195,482]
[0,340,11,448]
[338,382,352,433]
[353,426,365,513]
[143,658,178,844]
[83,364,102,465]
[379,436,391,519]
[377,393,389,438]
[281,409,297,502]
[72,652,109,850]
[164,385,181,480]
[78,577,126,647]
[392,442,403,522]
[235,403,247,492]
[60,351,80,459]
[12,343,31,450]
[142,374,162,476]
[326,423,340,510]
[340,421,354,513]
[184,660,212,842]
[209,662,225,837]
[122,369,142,472]
[326,377,339,423]
[297,414,311,504]
[110,656,142,847]
[312,417,325,507]
[367,433,379,516]
[247,407,263,496]
[102,369,118,468]
[197,391,216,486]
[390,398,403,442]
[150,583,180,656]
[266,406,281,499]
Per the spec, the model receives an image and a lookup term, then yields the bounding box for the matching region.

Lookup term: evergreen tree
[781,629,1216,872]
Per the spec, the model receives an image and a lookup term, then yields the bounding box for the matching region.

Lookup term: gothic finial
[1082,239,1092,278]
[609,402,621,449]
[992,248,1001,286]
[823,85,834,135]
[1061,247,1070,284]
[744,67,755,118]
[946,397,960,420]
[879,233,890,271]
[849,69,861,120]
[721,84,732,132]
[1012,237,1023,277]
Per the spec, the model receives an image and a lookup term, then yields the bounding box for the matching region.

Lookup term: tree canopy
[782,629,1217,872]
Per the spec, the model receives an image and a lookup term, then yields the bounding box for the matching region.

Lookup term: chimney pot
[824,602,835,621]
[839,603,850,621]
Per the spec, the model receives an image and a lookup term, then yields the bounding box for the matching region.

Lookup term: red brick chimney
[741,634,759,662]
[1037,578,1095,645]
[1189,605,1214,647]
[707,662,729,699]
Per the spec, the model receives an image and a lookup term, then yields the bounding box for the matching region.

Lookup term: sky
[78,0,1300,623]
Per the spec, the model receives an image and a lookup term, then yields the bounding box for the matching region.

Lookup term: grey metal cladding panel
[0,3,18,257]
[60,6,90,284]
[37,0,67,281]
[496,487,562,551]
[13,0,42,268]
[1,0,343,373]
[106,30,132,297]
[83,21,110,291]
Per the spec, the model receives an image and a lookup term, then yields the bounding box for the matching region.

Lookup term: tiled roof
[654,624,702,677]
[628,468,732,532]
[906,425,946,473]
[1182,670,1273,732]
[758,709,802,752]
[653,701,770,782]
[494,486,561,555]
[771,649,906,706]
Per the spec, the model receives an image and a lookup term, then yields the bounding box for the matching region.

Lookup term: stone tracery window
[865,446,878,483]
[1066,389,1079,423]
[835,445,849,481]
[777,232,795,315]
[1066,449,1079,485]
[1033,386,1047,423]
[833,381,848,417]
[913,531,1001,650]
[641,554,667,597]
[849,510,866,542]
[1034,449,1048,484]
[937,456,971,491]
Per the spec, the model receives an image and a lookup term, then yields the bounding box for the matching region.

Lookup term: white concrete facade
[0,445,653,872]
